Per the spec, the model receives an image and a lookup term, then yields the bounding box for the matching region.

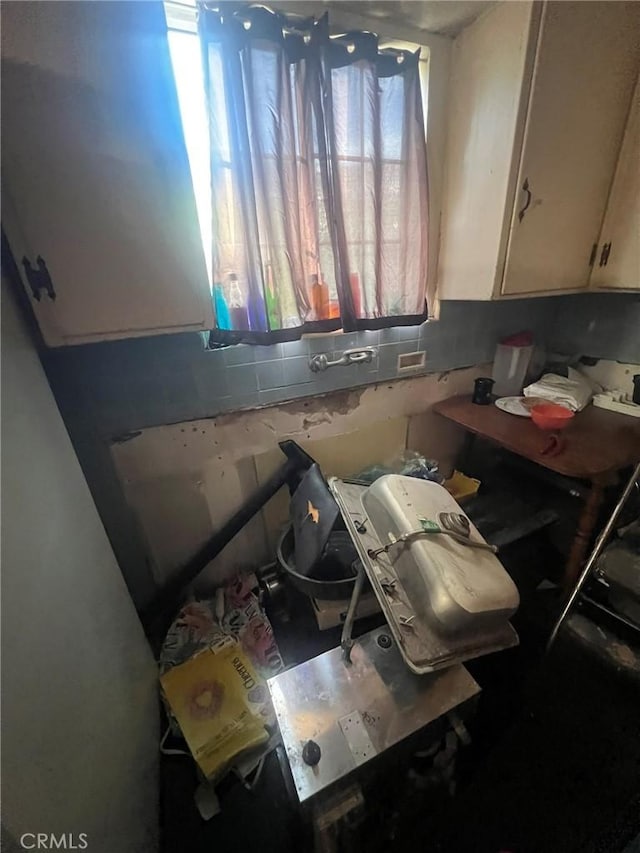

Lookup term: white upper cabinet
[438,1,640,301]
[1,2,214,346]
[590,75,640,292]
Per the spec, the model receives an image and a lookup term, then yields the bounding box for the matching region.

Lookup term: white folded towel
[523,368,595,412]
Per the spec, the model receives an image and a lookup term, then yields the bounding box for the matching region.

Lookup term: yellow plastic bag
[444,470,481,502]
[160,638,269,780]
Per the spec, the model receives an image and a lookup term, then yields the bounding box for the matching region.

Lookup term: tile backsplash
[46,297,557,436]
[546,292,640,363]
[45,292,639,438]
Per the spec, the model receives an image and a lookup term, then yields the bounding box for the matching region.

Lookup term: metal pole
[341,566,365,665]
[546,461,640,653]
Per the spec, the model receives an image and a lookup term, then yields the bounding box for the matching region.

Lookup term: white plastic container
[492,342,533,397]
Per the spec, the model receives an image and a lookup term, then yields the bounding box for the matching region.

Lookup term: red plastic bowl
[531,402,575,430]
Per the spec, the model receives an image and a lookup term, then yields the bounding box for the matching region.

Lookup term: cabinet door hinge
[588,243,598,267]
[599,243,612,267]
[22,255,56,301]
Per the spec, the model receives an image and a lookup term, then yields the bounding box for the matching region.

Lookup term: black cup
[633,374,640,405]
[472,377,494,405]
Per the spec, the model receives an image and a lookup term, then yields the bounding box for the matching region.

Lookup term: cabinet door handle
[518,178,532,223]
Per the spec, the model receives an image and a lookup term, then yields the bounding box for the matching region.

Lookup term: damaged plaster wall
[111,365,487,595]
[43,297,559,608]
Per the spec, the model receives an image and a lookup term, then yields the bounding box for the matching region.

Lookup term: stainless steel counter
[267,627,480,802]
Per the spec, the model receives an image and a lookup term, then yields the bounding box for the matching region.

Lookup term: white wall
[1,279,158,852]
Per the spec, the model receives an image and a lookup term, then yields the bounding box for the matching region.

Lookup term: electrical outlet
[397,350,426,372]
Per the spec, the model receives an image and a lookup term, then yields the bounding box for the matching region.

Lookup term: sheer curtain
[198,5,429,344]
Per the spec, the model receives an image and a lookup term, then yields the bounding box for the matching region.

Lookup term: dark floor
[160,463,640,852]
[160,554,640,853]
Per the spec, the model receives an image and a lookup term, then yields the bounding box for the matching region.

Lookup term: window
[164,1,430,343]
[165,4,213,284]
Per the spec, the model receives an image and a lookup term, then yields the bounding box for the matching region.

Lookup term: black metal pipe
[142,440,315,637]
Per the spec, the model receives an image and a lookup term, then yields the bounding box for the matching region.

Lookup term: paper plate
[495,396,531,417]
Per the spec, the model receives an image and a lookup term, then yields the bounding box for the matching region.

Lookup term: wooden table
[433,396,640,588]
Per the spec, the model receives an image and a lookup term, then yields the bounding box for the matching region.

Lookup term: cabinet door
[501,1,640,296]
[591,76,640,291]
[437,1,539,301]
[1,2,214,346]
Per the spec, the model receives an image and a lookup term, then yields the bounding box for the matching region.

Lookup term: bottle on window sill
[265,262,281,331]
[349,271,362,318]
[311,273,329,321]
[227,272,249,330]
[213,283,231,330]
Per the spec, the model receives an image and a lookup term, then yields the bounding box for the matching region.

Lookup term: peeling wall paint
[111,365,486,595]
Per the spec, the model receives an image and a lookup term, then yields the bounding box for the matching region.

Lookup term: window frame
[164,0,438,331]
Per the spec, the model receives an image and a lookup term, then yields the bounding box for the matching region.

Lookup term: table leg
[564,482,605,590]
[459,432,476,471]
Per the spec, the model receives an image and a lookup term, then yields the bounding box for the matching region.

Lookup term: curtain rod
[200,1,416,56]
